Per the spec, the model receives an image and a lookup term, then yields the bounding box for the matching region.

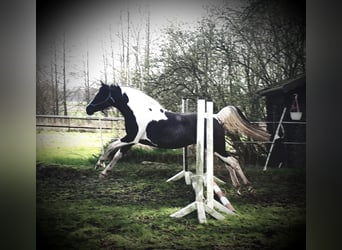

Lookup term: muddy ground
[37,161,305,250]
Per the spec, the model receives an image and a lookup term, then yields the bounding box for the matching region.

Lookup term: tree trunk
[126,8,130,86]
[86,41,90,102]
[62,32,67,116]
[120,10,126,84]
[50,47,55,114]
[101,40,108,84]
[109,24,116,84]
[144,3,150,89]
[54,41,59,115]
[82,40,90,103]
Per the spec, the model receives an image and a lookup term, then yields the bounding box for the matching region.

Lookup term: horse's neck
[113,87,166,126]
[115,103,134,120]
[121,87,164,110]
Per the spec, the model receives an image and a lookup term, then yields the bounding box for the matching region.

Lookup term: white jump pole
[166,98,191,184]
[183,98,191,185]
[193,99,206,223]
[206,102,235,216]
[170,99,228,223]
[206,101,214,209]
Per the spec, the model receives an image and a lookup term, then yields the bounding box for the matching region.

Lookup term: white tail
[216,106,270,142]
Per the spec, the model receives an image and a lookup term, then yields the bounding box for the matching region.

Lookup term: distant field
[36,130,183,165]
[37,130,114,165]
[36,131,305,249]
[37,130,114,150]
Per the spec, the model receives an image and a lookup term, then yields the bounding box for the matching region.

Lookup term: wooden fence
[36,115,125,137]
[36,116,305,144]
[36,115,305,167]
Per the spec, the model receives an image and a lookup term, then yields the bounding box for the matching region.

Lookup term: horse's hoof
[95,162,105,170]
[236,189,242,196]
[99,172,107,180]
[225,203,236,213]
[247,186,255,193]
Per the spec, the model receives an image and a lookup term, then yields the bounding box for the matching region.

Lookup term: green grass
[37,131,305,249]
[36,130,184,166]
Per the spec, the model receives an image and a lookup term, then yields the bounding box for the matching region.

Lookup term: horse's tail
[216,106,270,142]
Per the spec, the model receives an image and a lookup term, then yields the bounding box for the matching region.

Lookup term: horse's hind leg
[225,164,240,189]
[215,153,253,194]
[226,156,250,185]
[99,144,133,179]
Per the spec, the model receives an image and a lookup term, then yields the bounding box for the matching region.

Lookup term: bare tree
[126,7,130,85]
[62,32,67,116]
[50,46,56,113]
[144,3,150,89]
[82,39,91,103]
[101,40,108,84]
[54,41,59,115]
[109,24,116,84]
[132,29,142,89]
[119,9,126,84]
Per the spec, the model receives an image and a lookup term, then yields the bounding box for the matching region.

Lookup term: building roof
[258,74,306,96]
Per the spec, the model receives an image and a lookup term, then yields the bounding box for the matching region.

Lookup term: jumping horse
[86,82,270,194]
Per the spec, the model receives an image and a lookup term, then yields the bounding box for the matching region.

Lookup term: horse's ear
[100,80,105,86]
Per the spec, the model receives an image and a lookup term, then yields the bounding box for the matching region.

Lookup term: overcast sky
[37,0,244,90]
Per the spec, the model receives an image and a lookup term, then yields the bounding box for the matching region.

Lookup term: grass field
[37,131,305,249]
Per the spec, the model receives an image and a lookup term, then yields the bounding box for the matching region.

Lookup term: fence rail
[36,115,124,121]
[36,115,125,137]
[36,115,306,145]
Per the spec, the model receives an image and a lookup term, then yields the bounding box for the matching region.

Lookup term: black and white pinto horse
[86,83,270,194]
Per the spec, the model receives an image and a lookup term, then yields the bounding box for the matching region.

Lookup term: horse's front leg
[95,139,125,169]
[99,149,124,179]
[95,146,119,170]
[95,148,114,169]
[99,144,133,179]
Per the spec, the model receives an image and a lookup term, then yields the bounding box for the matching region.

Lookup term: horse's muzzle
[86,105,94,115]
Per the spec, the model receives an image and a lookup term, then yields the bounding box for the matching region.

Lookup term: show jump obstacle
[168,99,235,224]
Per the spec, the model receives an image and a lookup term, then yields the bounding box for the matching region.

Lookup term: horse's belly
[145,120,196,149]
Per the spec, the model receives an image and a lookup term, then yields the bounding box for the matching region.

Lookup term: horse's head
[86,82,125,115]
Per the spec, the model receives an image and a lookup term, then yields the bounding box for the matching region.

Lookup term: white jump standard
[166,98,191,185]
[170,100,235,223]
